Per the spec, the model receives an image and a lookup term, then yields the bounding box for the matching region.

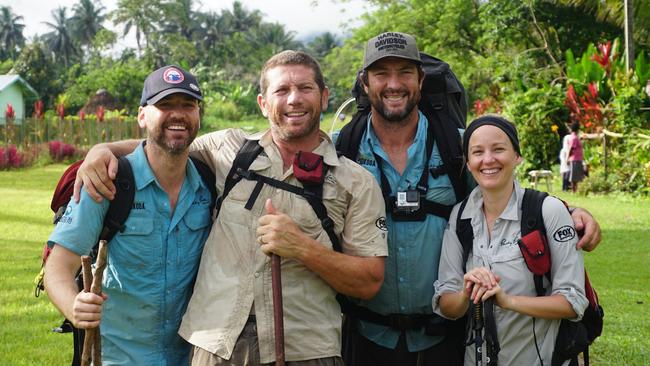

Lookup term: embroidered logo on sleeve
[375,216,388,231]
[553,226,577,242]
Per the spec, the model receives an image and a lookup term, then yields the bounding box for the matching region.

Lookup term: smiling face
[257,64,328,142]
[138,93,200,155]
[363,57,423,125]
[466,125,522,192]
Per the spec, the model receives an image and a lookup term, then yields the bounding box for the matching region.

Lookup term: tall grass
[0,166,648,365]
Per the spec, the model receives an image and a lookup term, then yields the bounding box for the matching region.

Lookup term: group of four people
[44,31,601,366]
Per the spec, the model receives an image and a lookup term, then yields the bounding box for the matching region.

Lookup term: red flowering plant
[564,83,602,131]
[56,103,65,119]
[5,103,15,122]
[591,41,614,76]
[48,140,77,161]
[33,100,44,119]
[472,97,501,116]
[0,145,24,169]
[96,106,105,122]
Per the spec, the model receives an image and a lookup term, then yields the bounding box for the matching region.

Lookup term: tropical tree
[43,7,78,67]
[160,0,196,40]
[247,22,301,54]
[71,0,106,48]
[222,1,262,32]
[194,11,232,60]
[111,0,161,52]
[308,32,340,60]
[0,6,26,60]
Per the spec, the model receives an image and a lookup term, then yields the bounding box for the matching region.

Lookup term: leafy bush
[48,141,77,162]
[503,83,568,170]
[0,145,24,169]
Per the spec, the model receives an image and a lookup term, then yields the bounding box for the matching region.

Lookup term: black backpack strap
[216,139,264,212]
[455,196,473,272]
[236,168,342,253]
[421,103,466,205]
[190,156,217,214]
[521,188,550,297]
[99,156,135,242]
[335,110,369,162]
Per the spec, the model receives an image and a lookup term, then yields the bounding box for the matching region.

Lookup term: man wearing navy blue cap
[44,65,213,365]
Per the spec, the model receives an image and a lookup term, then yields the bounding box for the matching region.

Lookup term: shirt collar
[365,111,428,154]
[130,141,156,191]
[247,128,340,167]
[460,180,524,222]
[130,141,203,193]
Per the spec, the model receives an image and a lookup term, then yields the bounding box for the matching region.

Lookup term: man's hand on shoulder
[73,144,120,203]
[570,207,601,251]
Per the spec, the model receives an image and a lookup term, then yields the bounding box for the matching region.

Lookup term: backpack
[335,52,468,221]
[34,155,216,366]
[455,188,604,366]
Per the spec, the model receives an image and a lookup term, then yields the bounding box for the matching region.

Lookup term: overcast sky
[2,0,374,49]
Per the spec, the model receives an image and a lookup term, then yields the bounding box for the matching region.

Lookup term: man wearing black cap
[338,31,603,366]
[44,65,212,365]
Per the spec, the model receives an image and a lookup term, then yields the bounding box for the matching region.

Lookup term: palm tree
[248,23,301,54]
[43,7,78,67]
[111,0,161,52]
[160,0,196,40]
[222,1,262,33]
[194,11,232,56]
[0,6,26,60]
[71,0,106,47]
[308,32,340,59]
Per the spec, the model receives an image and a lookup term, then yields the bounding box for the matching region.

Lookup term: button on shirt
[48,143,212,366]
[180,129,388,364]
[338,112,460,352]
[433,182,588,365]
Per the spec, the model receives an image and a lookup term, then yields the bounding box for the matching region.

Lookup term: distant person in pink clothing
[567,122,584,192]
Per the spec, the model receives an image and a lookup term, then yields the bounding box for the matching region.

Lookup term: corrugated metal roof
[0,74,38,97]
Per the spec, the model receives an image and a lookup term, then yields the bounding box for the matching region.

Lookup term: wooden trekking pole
[271,254,285,366]
[80,240,109,366]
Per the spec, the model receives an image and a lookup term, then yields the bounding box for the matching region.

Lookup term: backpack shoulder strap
[216,139,264,213]
[520,188,550,297]
[99,156,136,242]
[421,105,466,204]
[190,156,217,214]
[521,188,549,236]
[455,196,473,272]
[335,110,369,162]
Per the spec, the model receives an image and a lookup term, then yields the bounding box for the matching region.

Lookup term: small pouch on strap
[517,230,550,276]
[293,151,324,185]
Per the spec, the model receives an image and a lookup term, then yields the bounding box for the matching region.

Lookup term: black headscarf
[463,115,521,158]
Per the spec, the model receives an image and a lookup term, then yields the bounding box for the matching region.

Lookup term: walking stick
[271,253,285,366]
[80,240,109,366]
[473,301,484,366]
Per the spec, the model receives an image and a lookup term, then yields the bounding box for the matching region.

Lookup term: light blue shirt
[335,112,466,352]
[49,143,212,366]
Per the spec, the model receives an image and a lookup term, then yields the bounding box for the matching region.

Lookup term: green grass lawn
[0,166,648,365]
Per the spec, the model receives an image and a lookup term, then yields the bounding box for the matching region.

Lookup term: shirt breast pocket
[181,209,211,259]
[112,216,155,269]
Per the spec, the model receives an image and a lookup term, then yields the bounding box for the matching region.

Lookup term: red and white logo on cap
[163,67,184,84]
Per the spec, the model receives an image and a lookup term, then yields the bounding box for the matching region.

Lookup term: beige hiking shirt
[179,128,388,363]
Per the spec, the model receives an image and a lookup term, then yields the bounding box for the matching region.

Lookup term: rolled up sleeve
[433,205,466,319]
[543,197,589,321]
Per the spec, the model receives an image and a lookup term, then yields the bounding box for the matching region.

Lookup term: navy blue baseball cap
[140,65,203,106]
